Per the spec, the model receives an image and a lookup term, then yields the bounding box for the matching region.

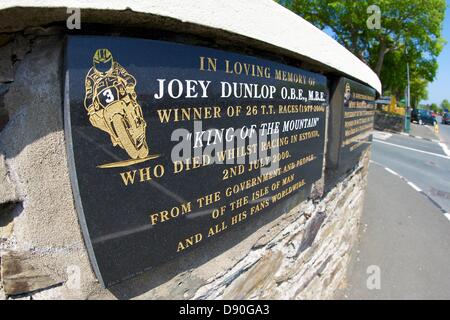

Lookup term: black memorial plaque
[326,77,376,188]
[64,36,328,286]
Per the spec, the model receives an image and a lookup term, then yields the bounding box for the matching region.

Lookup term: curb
[399,132,440,144]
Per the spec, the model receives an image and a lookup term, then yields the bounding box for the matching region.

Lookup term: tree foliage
[441,99,450,111]
[278,0,446,107]
[429,103,438,111]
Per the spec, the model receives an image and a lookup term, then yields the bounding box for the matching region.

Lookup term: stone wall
[374,111,404,133]
[0,33,100,300]
[0,31,369,300]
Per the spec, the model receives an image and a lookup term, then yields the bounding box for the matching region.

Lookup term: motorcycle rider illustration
[344,82,351,108]
[84,49,149,160]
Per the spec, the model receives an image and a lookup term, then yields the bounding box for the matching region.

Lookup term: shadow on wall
[0,33,64,159]
[0,33,66,233]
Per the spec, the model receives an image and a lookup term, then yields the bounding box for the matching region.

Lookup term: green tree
[278,0,446,105]
[281,0,445,76]
[441,99,450,111]
[379,45,435,107]
[410,78,429,109]
[430,103,439,112]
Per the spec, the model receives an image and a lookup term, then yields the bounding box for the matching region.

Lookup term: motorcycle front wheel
[112,114,141,159]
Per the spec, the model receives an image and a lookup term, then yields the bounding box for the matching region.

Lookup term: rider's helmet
[93,49,113,75]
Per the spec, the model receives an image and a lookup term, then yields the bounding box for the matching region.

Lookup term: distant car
[442,112,450,125]
[411,109,436,125]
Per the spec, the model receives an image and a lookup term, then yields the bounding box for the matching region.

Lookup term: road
[438,116,450,153]
[372,131,450,213]
[340,124,450,300]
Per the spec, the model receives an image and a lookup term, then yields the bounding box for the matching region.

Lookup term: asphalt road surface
[372,132,450,213]
[439,117,450,151]
[340,126,450,300]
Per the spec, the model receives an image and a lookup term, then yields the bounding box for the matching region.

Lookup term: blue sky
[423,1,450,105]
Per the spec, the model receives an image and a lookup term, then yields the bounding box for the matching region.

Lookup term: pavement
[340,122,450,300]
[408,122,440,141]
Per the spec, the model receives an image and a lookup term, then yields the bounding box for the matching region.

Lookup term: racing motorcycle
[93,81,149,160]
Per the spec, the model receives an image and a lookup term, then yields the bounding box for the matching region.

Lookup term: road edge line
[438,142,450,157]
[407,182,422,192]
[370,160,449,220]
[373,139,450,160]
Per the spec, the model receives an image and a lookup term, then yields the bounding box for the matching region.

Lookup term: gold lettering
[120,170,136,186]
[177,233,203,252]
[150,202,193,226]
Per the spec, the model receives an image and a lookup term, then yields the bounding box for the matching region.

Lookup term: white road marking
[373,139,450,160]
[439,142,450,157]
[373,131,392,140]
[407,181,422,192]
[371,161,450,223]
[384,167,399,176]
[370,160,382,166]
